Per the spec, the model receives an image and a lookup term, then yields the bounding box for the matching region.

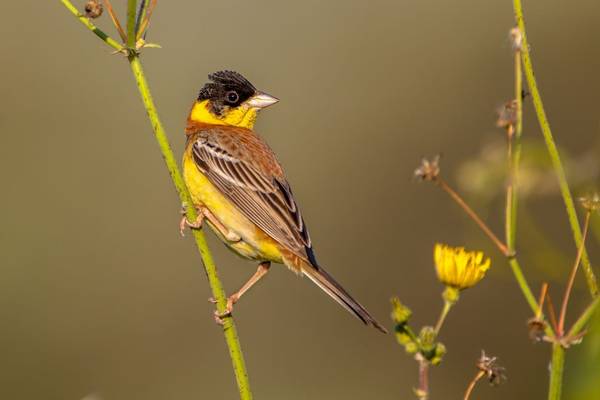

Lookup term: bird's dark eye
[226,90,239,104]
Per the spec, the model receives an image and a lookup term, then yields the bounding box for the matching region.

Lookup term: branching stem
[513,0,598,297]
[60,2,253,399]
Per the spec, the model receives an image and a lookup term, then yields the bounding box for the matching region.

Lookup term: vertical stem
[128,56,253,400]
[416,356,430,400]
[506,39,523,252]
[513,0,598,297]
[558,211,592,335]
[135,0,149,34]
[548,343,565,400]
[126,0,137,48]
[508,258,540,315]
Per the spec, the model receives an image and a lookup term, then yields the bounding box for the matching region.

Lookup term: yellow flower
[434,244,490,290]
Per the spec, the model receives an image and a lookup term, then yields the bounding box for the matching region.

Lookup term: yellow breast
[182,148,283,263]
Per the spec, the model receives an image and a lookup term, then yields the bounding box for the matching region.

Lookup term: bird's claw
[211,295,237,325]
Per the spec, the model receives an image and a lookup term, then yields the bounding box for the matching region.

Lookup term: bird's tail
[301,264,387,333]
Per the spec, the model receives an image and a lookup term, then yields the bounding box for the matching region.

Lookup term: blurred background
[2,1,600,399]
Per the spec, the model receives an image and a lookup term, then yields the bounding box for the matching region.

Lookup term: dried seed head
[84,0,103,19]
[496,100,517,130]
[579,193,600,213]
[415,155,440,181]
[527,317,547,342]
[510,26,523,51]
[477,351,506,386]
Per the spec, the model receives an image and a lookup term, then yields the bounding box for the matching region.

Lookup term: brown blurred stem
[513,0,598,297]
[463,370,485,400]
[558,211,592,336]
[436,177,510,256]
[59,1,253,399]
[416,355,430,400]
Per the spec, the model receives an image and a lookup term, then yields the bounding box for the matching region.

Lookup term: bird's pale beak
[246,92,279,109]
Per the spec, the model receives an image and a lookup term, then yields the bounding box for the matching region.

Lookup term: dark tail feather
[302,265,388,334]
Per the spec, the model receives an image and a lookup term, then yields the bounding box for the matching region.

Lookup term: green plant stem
[568,296,600,338]
[61,2,253,399]
[135,0,149,34]
[513,0,598,297]
[59,0,124,52]
[128,57,252,400]
[505,41,523,252]
[548,343,565,400]
[434,300,453,335]
[126,0,137,48]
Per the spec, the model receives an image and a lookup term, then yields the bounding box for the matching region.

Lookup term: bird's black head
[197,70,257,115]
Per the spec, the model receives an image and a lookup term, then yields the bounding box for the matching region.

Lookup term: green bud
[442,286,460,304]
[404,341,419,354]
[430,343,446,365]
[390,297,412,325]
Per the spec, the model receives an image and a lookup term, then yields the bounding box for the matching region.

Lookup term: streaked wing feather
[192,135,312,258]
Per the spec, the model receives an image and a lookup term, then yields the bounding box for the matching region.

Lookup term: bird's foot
[179,203,204,237]
[209,294,239,325]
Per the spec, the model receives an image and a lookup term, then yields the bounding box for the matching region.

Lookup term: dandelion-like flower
[434,244,490,290]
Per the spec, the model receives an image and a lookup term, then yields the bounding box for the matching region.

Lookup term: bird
[181,70,386,333]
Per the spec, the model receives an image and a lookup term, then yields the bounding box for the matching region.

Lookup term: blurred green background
[2,1,600,399]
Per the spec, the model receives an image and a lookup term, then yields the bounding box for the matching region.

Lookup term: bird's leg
[180,204,241,242]
[210,262,271,324]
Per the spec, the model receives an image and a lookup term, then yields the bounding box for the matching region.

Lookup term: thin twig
[568,296,600,338]
[126,0,137,48]
[558,211,592,336]
[102,0,128,42]
[59,0,124,52]
[513,0,598,297]
[546,291,559,333]
[436,177,510,257]
[137,0,158,41]
[505,27,523,254]
[463,370,486,400]
[536,283,549,319]
[434,300,452,335]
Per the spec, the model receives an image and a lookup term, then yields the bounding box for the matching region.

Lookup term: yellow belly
[183,152,283,263]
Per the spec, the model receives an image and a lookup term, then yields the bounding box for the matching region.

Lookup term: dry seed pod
[84,0,103,19]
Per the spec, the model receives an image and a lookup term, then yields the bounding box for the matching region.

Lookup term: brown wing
[190,126,315,264]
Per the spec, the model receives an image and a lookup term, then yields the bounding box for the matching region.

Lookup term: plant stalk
[61,1,253,398]
[568,296,600,338]
[437,178,510,256]
[434,300,452,335]
[558,211,591,336]
[548,343,565,400]
[463,370,485,400]
[513,0,598,297]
